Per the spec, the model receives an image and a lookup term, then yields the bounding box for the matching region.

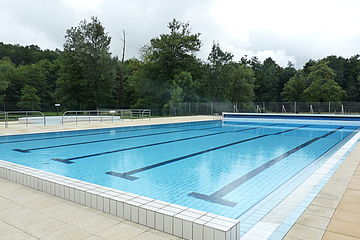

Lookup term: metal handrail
[62,110,112,125]
[256,105,262,113]
[62,109,151,125]
[1,111,46,128]
[310,105,314,114]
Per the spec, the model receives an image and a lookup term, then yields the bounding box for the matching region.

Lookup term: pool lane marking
[235,126,357,219]
[51,124,278,164]
[1,120,220,145]
[106,125,307,181]
[13,125,225,153]
[188,126,344,207]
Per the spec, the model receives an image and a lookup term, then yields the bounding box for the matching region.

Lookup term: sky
[0,0,359,68]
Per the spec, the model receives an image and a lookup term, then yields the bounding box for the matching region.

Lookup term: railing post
[263,102,265,113]
[294,101,297,114]
[26,111,28,127]
[5,112,8,128]
[189,102,191,116]
[76,111,78,125]
[328,101,331,114]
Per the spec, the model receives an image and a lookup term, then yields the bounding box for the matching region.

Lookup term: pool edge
[0,159,240,240]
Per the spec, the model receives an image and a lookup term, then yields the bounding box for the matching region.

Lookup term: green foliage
[282,71,308,101]
[1,17,360,113]
[130,19,202,112]
[0,58,15,102]
[253,58,282,102]
[0,42,59,65]
[304,61,346,102]
[57,16,116,108]
[16,85,41,110]
[226,64,255,102]
[203,42,234,99]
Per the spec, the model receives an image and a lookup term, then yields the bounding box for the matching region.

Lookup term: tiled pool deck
[0,116,359,239]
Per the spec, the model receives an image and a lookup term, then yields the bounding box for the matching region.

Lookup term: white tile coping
[242,130,360,239]
[0,160,240,240]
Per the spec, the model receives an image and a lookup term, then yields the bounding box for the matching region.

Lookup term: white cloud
[0,0,359,67]
[62,0,104,11]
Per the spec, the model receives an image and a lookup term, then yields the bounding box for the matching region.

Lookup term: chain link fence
[2,101,360,117]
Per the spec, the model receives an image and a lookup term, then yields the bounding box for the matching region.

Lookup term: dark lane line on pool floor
[234,127,356,219]
[106,124,307,181]
[188,126,344,207]
[13,125,225,153]
[51,124,278,164]
[2,120,220,145]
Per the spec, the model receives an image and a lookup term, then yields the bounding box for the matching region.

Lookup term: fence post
[294,102,297,114]
[5,112,8,128]
[328,102,331,114]
[262,102,265,113]
[189,102,191,116]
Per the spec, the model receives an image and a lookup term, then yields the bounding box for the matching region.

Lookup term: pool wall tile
[183,219,193,239]
[123,203,131,220]
[146,209,155,228]
[193,222,204,240]
[138,207,147,226]
[0,160,240,240]
[164,215,173,234]
[204,225,215,240]
[173,216,183,237]
[116,201,124,218]
[155,212,164,231]
[131,205,139,223]
[109,199,117,215]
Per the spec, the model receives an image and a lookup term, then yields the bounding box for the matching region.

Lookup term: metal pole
[76,112,78,125]
[89,111,91,124]
[294,102,297,114]
[328,101,331,114]
[211,101,213,115]
[189,102,191,116]
[26,111,28,127]
[5,112,8,128]
[263,102,265,113]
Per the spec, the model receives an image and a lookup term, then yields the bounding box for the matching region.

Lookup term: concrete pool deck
[0,115,359,239]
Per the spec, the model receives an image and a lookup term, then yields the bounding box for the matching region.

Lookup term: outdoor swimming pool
[0,119,359,237]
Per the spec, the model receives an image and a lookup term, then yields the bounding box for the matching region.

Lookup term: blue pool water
[0,121,358,226]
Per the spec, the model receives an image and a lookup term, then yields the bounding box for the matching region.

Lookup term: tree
[57,16,116,108]
[304,61,346,102]
[16,85,41,110]
[203,42,234,99]
[130,19,202,111]
[279,62,297,94]
[282,71,308,101]
[226,64,255,102]
[0,58,15,102]
[253,57,282,102]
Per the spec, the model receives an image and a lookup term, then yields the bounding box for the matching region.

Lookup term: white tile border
[0,160,239,240]
[242,130,360,239]
[222,112,360,126]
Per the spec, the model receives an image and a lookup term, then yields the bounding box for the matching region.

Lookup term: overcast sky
[1,0,359,68]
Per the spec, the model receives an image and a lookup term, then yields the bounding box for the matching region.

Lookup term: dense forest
[0,17,359,114]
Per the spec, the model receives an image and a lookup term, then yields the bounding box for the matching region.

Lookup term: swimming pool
[0,119,359,238]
